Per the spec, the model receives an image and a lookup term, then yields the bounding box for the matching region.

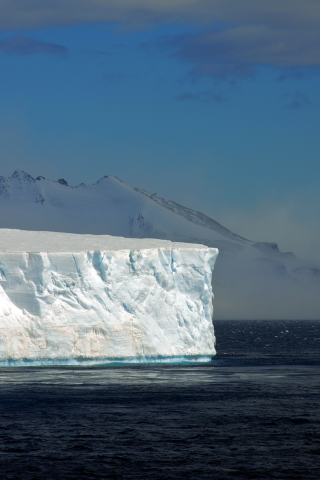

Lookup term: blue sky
[0,1,319,261]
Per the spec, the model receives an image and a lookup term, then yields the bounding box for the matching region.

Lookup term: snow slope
[0,229,218,365]
[0,170,319,319]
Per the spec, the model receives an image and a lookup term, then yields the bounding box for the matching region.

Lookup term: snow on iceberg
[0,229,218,366]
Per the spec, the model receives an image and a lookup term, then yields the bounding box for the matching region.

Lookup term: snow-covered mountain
[0,170,319,319]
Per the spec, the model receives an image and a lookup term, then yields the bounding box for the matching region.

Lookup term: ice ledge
[0,229,218,366]
[0,355,214,367]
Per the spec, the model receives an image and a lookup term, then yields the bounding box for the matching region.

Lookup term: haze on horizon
[0,1,319,264]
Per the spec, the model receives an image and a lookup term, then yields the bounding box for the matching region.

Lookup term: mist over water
[0,320,319,479]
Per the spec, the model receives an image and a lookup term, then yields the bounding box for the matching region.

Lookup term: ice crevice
[0,230,218,366]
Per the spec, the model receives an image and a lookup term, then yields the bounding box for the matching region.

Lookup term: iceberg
[0,229,218,366]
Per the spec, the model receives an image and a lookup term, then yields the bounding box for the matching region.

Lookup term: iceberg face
[0,230,218,365]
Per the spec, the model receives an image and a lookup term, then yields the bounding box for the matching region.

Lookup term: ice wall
[0,230,218,365]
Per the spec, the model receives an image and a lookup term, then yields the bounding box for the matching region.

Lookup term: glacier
[0,229,218,366]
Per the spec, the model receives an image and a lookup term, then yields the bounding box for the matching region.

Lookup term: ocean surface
[0,320,319,479]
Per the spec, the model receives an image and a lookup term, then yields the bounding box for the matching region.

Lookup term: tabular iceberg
[0,229,218,366]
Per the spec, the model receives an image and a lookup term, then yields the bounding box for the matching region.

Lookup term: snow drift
[0,229,218,366]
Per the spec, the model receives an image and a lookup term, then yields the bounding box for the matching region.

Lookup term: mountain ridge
[1,170,290,255]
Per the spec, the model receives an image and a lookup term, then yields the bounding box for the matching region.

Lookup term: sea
[0,320,319,480]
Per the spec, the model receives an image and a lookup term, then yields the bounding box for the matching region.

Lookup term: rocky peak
[11,170,35,184]
[58,178,68,186]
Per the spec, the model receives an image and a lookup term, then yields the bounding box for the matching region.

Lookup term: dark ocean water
[0,320,319,480]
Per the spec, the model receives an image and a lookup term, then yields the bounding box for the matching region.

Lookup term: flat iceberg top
[0,229,213,253]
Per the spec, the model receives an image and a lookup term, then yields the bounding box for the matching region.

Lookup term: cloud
[155,24,320,80]
[283,92,311,110]
[276,69,317,82]
[0,2,320,78]
[1,1,320,30]
[176,90,226,102]
[0,35,68,56]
